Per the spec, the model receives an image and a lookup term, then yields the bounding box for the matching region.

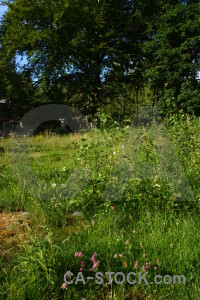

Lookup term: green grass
[0,115,200,299]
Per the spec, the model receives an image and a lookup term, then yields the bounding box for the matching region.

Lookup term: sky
[0,4,28,70]
[0,4,7,21]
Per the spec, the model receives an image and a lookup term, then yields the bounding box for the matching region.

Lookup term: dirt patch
[0,211,30,259]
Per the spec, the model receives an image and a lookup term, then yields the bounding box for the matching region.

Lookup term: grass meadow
[0,114,200,299]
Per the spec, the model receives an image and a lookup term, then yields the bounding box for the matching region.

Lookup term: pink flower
[61,282,67,289]
[65,270,71,278]
[125,240,129,246]
[114,254,118,258]
[90,252,97,263]
[78,252,83,257]
[147,211,150,215]
[75,251,79,257]
[80,268,83,272]
[80,261,85,267]
[144,262,151,270]
[142,265,146,271]
[93,260,100,269]
[90,260,100,271]
[154,266,158,271]
[112,206,115,210]
[134,260,139,269]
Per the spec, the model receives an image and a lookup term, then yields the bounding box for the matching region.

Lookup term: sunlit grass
[0,115,200,299]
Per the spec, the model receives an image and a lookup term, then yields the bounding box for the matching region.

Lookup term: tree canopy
[0,0,199,118]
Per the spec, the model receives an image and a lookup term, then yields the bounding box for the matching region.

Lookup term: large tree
[0,0,148,116]
[143,0,200,115]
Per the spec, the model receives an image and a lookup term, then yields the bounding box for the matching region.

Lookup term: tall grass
[0,115,200,299]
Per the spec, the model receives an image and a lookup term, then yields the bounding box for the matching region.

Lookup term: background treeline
[0,0,199,121]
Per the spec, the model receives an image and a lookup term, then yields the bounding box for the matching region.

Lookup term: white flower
[52,183,56,188]
[113,151,116,155]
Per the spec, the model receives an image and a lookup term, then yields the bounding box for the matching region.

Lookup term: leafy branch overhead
[0,0,199,117]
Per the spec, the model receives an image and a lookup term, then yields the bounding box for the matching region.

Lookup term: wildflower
[55,203,58,208]
[122,145,125,149]
[119,254,123,258]
[90,252,97,263]
[125,177,128,181]
[93,260,100,269]
[65,271,71,278]
[142,265,146,271]
[62,167,66,172]
[80,261,85,267]
[90,260,100,271]
[80,268,83,272]
[154,266,158,271]
[142,253,146,258]
[61,282,67,289]
[52,183,56,188]
[113,151,116,155]
[147,211,150,215]
[78,252,83,257]
[114,254,118,258]
[157,259,160,265]
[75,252,79,257]
[111,206,115,210]
[133,230,136,234]
[123,261,128,268]
[134,260,139,269]
[125,240,129,246]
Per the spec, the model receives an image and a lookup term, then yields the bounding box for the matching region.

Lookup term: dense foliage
[0,116,200,299]
[0,0,199,118]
